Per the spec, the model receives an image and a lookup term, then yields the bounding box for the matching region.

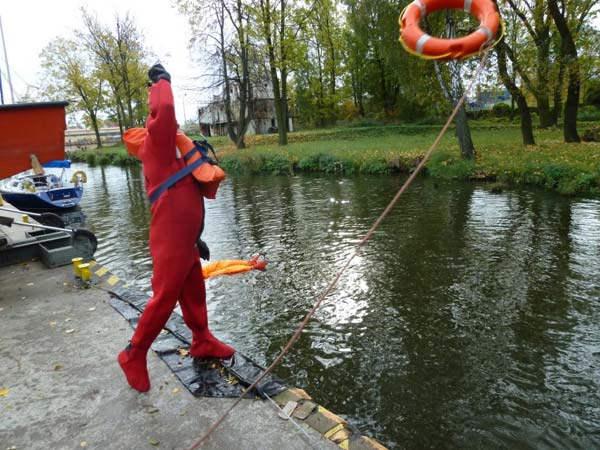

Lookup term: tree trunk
[275,0,288,145]
[435,14,475,159]
[90,113,102,148]
[496,41,536,145]
[551,56,566,126]
[534,26,553,128]
[548,0,580,142]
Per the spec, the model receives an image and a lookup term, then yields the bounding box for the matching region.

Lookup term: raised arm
[145,64,177,155]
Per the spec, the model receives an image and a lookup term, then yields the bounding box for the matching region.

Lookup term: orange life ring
[399,0,500,60]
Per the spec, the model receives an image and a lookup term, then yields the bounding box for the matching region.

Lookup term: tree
[343,0,443,122]
[79,9,149,135]
[295,0,344,127]
[496,40,536,145]
[503,0,555,128]
[250,0,308,145]
[40,37,105,148]
[178,0,253,149]
[547,0,580,142]
[432,13,475,159]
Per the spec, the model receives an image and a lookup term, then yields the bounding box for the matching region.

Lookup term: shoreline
[67,123,600,197]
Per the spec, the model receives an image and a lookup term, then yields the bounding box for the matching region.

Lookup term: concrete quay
[0,261,386,450]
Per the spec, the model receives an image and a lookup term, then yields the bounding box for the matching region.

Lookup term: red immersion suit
[118,79,234,393]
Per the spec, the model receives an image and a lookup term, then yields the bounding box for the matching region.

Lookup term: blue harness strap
[148,142,214,205]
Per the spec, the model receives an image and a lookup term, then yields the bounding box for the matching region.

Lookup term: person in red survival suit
[118,64,234,392]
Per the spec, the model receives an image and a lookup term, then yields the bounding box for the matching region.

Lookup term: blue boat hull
[0,187,83,210]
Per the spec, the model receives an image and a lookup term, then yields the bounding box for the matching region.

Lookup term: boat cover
[42,160,72,169]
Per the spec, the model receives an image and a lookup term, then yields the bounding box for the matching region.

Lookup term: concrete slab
[0,262,340,450]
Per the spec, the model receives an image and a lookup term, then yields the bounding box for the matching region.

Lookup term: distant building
[65,127,121,150]
[468,89,511,111]
[198,78,293,137]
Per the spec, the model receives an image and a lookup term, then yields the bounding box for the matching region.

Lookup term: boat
[0,160,85,210]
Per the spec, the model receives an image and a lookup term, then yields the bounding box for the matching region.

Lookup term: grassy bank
[67,122,600,196]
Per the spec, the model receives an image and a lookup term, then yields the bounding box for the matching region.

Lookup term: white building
[198,79,293,137]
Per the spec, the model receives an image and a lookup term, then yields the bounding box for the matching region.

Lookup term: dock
[0,261,387,450]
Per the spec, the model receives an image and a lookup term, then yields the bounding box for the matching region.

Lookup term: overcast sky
[0,0,205,124]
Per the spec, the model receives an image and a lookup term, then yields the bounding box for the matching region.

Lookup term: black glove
[197,238,210,261]
[148,63,171,84]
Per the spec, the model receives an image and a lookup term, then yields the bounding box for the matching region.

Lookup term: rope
[263,393,326,450]
[187,49,494,450]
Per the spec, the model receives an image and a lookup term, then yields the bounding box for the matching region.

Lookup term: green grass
[67,122,600,196]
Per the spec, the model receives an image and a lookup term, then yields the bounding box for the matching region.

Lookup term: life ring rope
[399,0,504,60]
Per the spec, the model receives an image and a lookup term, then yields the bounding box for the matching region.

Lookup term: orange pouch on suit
[175,132,225,200]
[122,128,225,201]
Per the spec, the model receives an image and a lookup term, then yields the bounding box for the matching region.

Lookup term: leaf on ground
[65,329,75,334]
[178,349,189,357]
[149,440,160,446]
[49,321,57,326]
[88,307,96,311]
[54,364,63,371]
[172,387,180,394]
[80,441,88,447]
[0,388,9,397]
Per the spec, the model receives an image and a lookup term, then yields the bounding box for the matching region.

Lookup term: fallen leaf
[159,330,168,335]
[0,307,4,312]
[80,441,88,447]
[65,329,75,334]
[49,321,57,327]
[54,364,63,371]
[88,307,96,311]
[27,282,34,286]
[149,440,160,446]
[65,318,72,322]
[0,388,8,397]
[172,388,180,394]
[178,349,189,357]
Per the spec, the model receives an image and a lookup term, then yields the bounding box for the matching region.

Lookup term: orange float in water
[202,254,267,279]
[399,0,500,60]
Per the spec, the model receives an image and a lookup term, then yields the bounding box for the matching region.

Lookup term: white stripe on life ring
[416,34,431,54]
[413,0,427,17]
[477,26,493,41]
[464,0,473,13]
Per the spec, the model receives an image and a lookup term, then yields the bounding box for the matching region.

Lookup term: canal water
[64,163,600,450]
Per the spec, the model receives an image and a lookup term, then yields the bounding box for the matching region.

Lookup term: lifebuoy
[399,0,500,60]
[71,170,87,184]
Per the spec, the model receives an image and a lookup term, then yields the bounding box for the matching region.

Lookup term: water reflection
[64,164,600,450]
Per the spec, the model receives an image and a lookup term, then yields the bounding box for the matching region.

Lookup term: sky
[0,0,205,125]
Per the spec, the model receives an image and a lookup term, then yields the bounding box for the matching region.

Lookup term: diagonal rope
[187,48,493,450]
[263,393,326,450]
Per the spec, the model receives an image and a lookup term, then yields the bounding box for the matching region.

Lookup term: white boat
[0,160,85,210]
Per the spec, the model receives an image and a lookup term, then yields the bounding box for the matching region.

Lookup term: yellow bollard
[79,263,92,282]
[72,257,83,277]
[22,214,30,224]
[0,194,3,206]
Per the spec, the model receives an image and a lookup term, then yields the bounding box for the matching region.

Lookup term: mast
[0,61,4,104]
[0,15,15,103]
